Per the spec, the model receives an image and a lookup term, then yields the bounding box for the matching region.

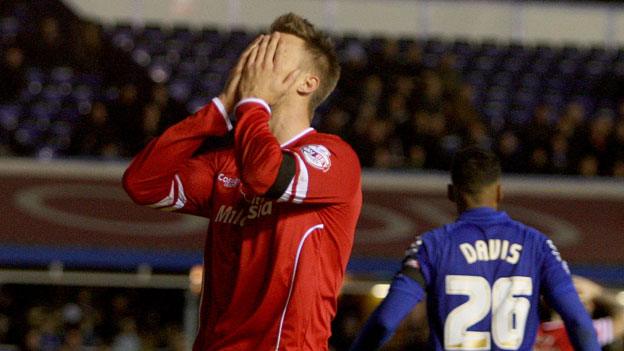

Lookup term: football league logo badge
[301,145,332,172]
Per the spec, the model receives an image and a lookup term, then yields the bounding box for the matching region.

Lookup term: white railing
[2,157,623,198]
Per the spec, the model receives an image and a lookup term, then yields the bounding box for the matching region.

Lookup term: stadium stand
[2,1,624,176]
[0,284,186,350]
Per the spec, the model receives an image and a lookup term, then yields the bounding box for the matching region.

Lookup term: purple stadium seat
[0,105,21,131]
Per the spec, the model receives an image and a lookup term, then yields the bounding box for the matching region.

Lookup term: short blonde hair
[270,13,340,109]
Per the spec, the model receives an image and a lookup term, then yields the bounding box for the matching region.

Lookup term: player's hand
[218,35,263,114]
[238,32,301,106]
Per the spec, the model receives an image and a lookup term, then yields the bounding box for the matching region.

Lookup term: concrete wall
[62,0,624,46]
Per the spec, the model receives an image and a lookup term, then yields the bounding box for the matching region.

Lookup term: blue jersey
[404,207,580,350]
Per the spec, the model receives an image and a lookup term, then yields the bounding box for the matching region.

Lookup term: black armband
[400,265,427,289]
[265,152,296,198]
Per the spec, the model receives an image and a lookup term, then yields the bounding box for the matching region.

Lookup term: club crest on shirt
[301,144,331,172]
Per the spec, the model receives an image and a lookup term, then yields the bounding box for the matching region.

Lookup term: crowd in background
[0,286,186,351]
[326,39,624,176]
[2,12,624,176]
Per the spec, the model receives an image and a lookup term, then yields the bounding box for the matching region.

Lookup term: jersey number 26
[444,275,532,350]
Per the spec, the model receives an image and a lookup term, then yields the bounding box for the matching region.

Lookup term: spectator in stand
[609,119,624,160]
[437,53,461,99]
[60,328,85,351]
[370,38,400,80]
[423,112,450,169]
[496,130,524,173]
[578,154,599,177]
[447,83,480,133]
[417,70,444,114]
[141,103,163,143]
[111,318,140,351]
[0,45,25,102]
[386,93,410,124]
[528,147,550,174]
[70,101,120,158]
[583,110,614,175]
[360,75,385,113]
[149,83,188,129]
[23,328,43,351]
[27,17,71,69]
[109,83,144,156]
[613,160,624,177]
[550,132,571,174]
[524,104,555,152]
[72,22,105,73]
[400,41,424,77]
[319,106,350,138]
[399,110,430,168]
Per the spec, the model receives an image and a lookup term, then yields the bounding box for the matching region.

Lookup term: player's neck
[270,102,313,145]
[458,198,499,214]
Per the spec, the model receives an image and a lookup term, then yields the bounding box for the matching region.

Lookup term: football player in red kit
[122,13,362,351]
[534,276,624,350]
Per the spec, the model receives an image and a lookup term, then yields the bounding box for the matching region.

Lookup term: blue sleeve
[540,238,600,350]
[349,274,425,351]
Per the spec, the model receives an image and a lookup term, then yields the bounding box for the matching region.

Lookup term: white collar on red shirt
[280,127,315,148]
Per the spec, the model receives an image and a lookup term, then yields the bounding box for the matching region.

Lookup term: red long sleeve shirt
[534,318,615,350]
[123,98,362,350]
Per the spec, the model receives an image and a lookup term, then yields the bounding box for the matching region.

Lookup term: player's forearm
[123,98,230,205]
[349,316,393,351]
[350,275,424,351]
[551,290,601,350]
[233,99,283,196]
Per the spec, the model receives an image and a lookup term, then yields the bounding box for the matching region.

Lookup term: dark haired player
[350,147,599,350]
[123,13,361,351]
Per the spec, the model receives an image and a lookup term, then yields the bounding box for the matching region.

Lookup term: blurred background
[1,0,623,350]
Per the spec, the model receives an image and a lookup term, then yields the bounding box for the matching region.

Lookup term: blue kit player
[350,147,600,351]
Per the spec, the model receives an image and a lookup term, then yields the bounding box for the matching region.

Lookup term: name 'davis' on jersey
[214,197,273,226]
[459,239,523,264]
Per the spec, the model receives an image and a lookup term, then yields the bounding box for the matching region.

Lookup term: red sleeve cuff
[235,98,272,118]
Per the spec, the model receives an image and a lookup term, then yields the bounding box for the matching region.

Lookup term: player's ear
[296,73,320,96]
[447,184,456,203]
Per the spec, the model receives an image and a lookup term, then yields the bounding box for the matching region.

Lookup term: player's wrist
[212,97,233,131]
[218,93,234,113]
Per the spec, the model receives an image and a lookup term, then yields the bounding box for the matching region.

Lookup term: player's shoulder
[405,227,444,253]
[304,132,357,155]
[295,132,361,170]
[505,217,550,243]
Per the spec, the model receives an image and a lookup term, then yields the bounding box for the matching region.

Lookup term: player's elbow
[122,169,152,206]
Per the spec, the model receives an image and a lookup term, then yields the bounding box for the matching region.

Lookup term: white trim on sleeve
[148,180,175,208]
[235,98,272,115]
[277,177,295,203]
[211,97,232,131]
[155,174,188,211]
[291,152,309,204]
[280,127,315,148]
